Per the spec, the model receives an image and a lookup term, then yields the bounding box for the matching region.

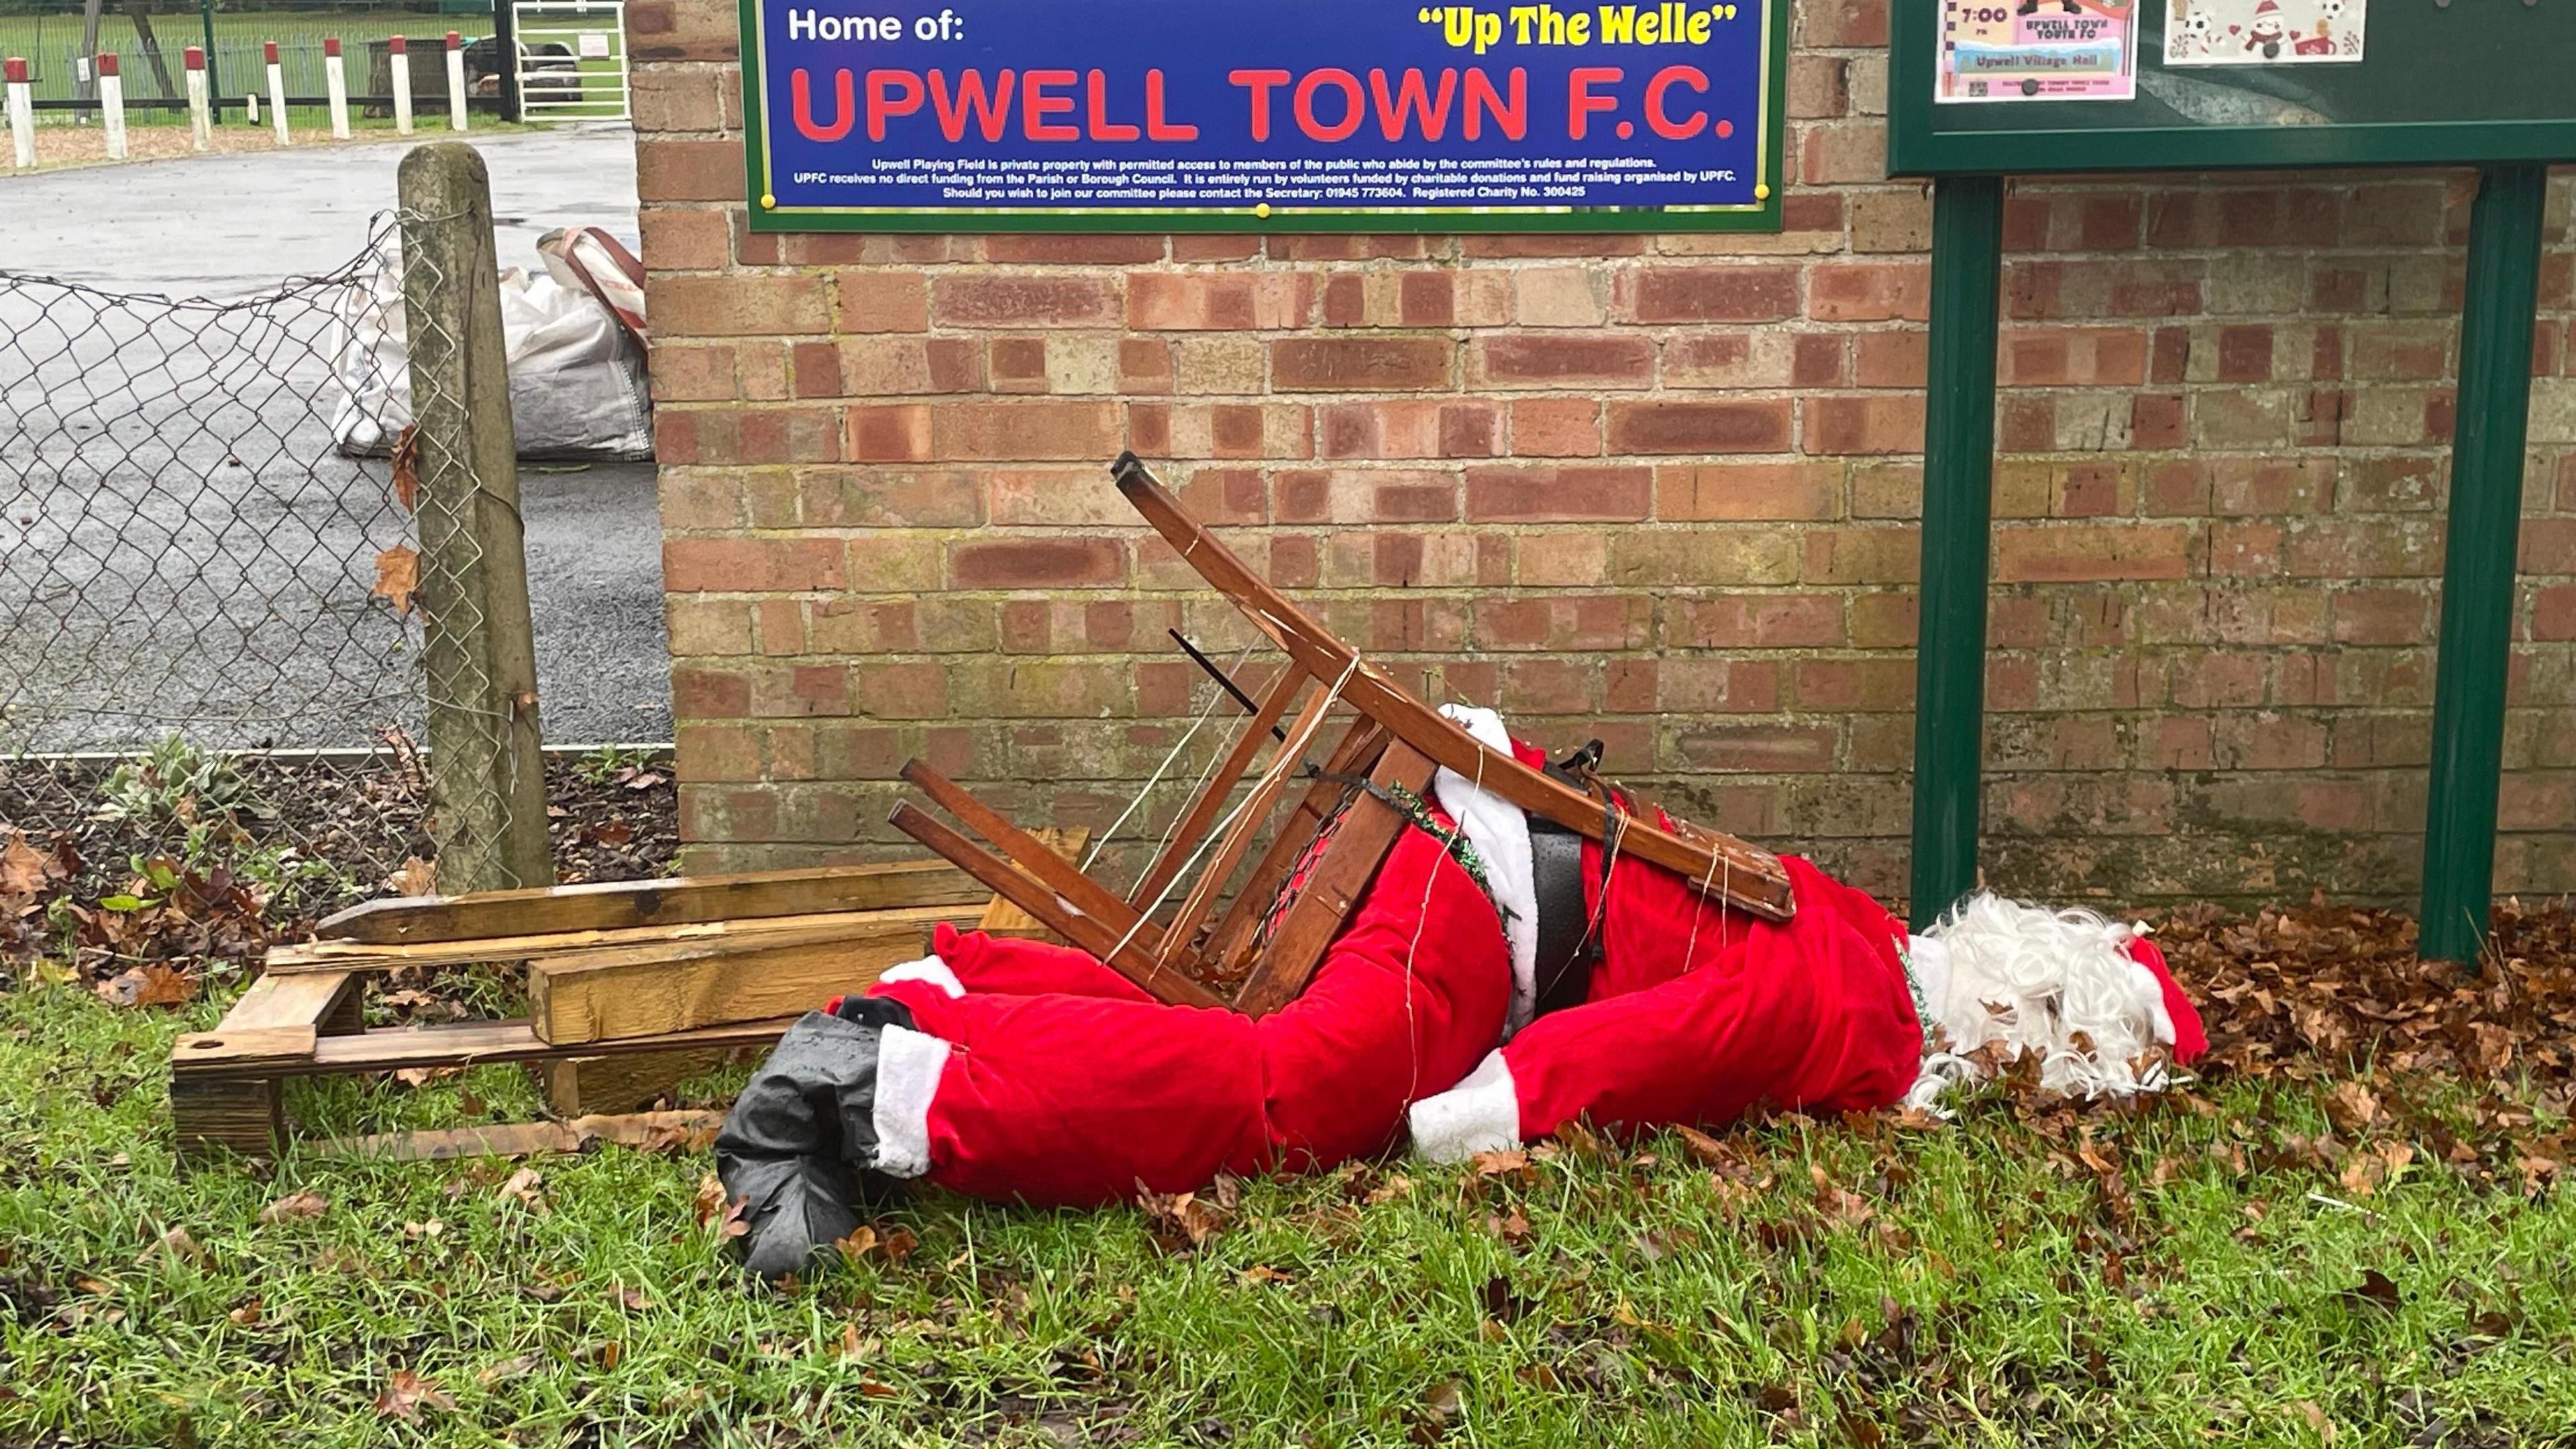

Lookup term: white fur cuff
[870,1024,951,1179]
[1409,1050,1521,1165]
[877,954,965,999]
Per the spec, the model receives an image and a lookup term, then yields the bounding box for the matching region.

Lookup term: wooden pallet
[168,847,1075,1163]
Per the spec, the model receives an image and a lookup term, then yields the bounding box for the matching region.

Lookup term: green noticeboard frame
[1886,0,2576,963]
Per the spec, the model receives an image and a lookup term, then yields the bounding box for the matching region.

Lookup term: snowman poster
[2166,0,2365,65]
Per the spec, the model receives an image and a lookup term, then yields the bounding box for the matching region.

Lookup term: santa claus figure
[716,710,2204,1280]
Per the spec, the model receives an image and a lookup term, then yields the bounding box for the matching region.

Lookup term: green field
[0,7,626,125]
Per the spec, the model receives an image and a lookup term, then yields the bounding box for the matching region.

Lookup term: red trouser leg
[930,922,1157,1002]
[873,826,1513,1206]
[1413,854,1922,1159]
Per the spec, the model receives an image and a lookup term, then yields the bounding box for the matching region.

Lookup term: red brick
[1807,262,1929,322]
[1472,334,1656,388]
[1271,337,1453,392]
[1126,273,1309,329]
[1464,466,1652,523]
[1803,396,1925,456]
[835,272,929,333]
[1672,722,1837,773]
[845,404,932,462]
[932,401,1121,460]
[2533,585,2576,641]
[639,207,731,271]
[624,0,738,59]
[650,274,829,337]
[1673,594,1845,649]
[949,539,1127,588]
[1854,331,1927,388]
[1655,462,1842,521]
[737,407,841,463]
[634,137,741,202]
[1605,400,1794,455]
[1510,398,1601,457]
[1993,525,2192,583]
[672,665,753,717]
[931,275,1120,327]
[664,537,847,593]
[1623,266,1800,323]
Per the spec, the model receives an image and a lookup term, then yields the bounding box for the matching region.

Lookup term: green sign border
[1889,0,2576,178]
[739,0,1788,233]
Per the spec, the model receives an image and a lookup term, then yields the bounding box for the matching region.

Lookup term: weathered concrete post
[396,142,552,894]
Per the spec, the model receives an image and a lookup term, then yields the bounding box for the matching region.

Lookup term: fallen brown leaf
[95,964,197,1009]
[373,1368,455,1422]
[372,545,421,616]
[258,1189,330,1224]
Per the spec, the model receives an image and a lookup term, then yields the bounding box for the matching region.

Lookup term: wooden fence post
[396,142,552,896]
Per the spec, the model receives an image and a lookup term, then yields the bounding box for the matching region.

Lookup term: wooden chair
[889,454,1797,1017]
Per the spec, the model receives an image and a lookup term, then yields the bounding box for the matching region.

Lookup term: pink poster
[1937,0,2139,104]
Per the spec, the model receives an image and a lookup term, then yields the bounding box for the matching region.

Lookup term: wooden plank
[169,1025,321,1074]
[215,968,365,1032]
[1127,667,1304,910]
[1155,680,1342,969]
[173,969,365,1165]
[890,803,1228,1010]
[973,825,1088,936]
[170,1075,287,1163]
[318,1110,725,1162]
[1236,742,1437,1016]
[896,773,1150,954]
[544,1051,728,1114]
[170,1014,806,1081]
[528,922,949,1045]
[1204,716,1387,971]
[1113,452,1797,921]
[315,858,986,944]
[268,903,987,975]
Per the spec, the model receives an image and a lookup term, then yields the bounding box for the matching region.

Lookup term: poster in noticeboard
[739,0,1788,232]
[1935,0,2137,104]
[2165,0,2365,66]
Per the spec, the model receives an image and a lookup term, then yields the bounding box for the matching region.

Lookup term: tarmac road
[0,124,671,753]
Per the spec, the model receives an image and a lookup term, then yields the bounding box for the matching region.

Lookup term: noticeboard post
[736,0,1786,231]
[1888,0,2574,962]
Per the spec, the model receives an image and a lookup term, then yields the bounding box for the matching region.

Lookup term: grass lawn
[3,973,2571,1446]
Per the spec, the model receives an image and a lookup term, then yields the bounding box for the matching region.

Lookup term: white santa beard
[1902,894,2171,1113]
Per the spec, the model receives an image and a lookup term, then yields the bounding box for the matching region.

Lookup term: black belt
[1529,818,1597,1016]
[1528,736,1615,1018]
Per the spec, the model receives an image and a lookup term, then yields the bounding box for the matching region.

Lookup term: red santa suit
[716,710,2204,1277]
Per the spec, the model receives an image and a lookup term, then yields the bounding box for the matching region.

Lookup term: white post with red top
[443,31,468,131]
[264,40,288,144]
[323,37,350,138]
[184,45,211,150]
[4,57,31,170]
[388,36,414,135]
[97,51,126,160]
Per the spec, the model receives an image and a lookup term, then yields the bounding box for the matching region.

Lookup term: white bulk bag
[333,241,653,461]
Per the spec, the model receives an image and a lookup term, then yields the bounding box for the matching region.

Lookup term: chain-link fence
[0,199,533,917]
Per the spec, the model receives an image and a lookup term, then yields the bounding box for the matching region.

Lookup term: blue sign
[739,0,1785,231]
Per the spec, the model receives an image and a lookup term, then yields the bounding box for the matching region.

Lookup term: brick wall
[628,0,2576,911]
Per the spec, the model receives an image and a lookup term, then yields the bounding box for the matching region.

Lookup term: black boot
[715,1003,916,1283]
